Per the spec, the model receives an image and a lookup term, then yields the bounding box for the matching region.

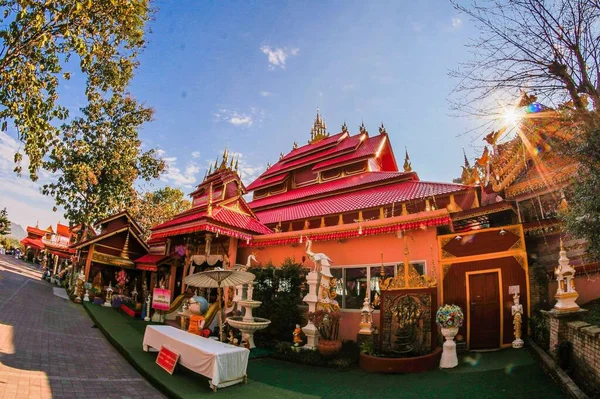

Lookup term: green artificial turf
[85,303,567,399]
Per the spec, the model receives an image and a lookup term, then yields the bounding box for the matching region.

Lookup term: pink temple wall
[237,228,441,341]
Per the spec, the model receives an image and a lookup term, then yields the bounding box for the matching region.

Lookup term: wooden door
[468,272,500,349]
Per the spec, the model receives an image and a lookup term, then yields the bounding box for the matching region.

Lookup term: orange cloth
[187,315,205,335]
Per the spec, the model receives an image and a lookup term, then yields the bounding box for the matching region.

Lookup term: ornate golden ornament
[442,263,453,280]
[380,263,437,290]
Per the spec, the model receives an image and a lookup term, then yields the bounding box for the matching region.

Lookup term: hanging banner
[152,288,171,311]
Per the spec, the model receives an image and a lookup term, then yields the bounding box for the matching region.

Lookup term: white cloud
[342,83,355,91]
[225,151,264,186]
[260,45,299,70]
[0,131,65,229]
[260,91,272,97]
[213,107,266,128]
[160,153,201,188]
[191,151,200,159]
[452,17,462,28]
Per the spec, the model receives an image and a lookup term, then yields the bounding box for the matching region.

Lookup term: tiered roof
[246,110,471,226]
[148,149,272,242]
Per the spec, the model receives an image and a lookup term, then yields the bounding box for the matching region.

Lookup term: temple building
[21,222,75,274]
[459,99,599,309]
[72,212,149,296]
[143,110,535,350]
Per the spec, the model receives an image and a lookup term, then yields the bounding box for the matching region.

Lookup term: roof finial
[462,147,471,168]
[234,155,239,172]
[266,161,272,169]
[359,121,367,134]
[293,141,299,150]
[229,153,235,169]
[279,152,285,160]
[213,156,219,170]
[379,122,386,135]
[220,146,229,169]
[120,231,130,259]
[341,121,348,133]
[403,147,412,172]
[309,108,330,144]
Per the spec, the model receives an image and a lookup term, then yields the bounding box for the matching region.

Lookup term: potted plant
[309,310,342,357]
[436,304,464,368]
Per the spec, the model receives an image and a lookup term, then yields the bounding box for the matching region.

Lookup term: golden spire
[120,231,130,259]
[213,156,218,170]
[359,121,367,134]
[309,108,330,144]
[403,147,412,172]
[463,147,471,168]
[207,164,212,176]
[207,183,213,217]
[229,153,235,169]
[379,122,386,135]
[234,156,239,172]
[341,121,348,133]
[220,147,229,170]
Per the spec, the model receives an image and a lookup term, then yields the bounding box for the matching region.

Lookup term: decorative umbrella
[183,268,255,341]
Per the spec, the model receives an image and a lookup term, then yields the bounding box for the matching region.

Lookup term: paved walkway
[0,255,165,399]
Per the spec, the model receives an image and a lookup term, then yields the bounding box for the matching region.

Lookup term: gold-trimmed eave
[504,163,577,199]
[91,251,135,268]
[71,225,148,252]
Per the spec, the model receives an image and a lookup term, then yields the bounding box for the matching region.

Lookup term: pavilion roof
[254,180,469,224]
[248,171,413,210]
[20,237,44,250]
[56,223,72,238]
[26,226,48,237]
[150,205,272,240]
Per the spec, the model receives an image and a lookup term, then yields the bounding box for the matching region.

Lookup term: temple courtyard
[0,255,567,398]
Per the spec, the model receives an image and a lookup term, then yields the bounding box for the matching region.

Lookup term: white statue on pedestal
[302,271,319,350]
[144,295,152,322]
[358,296,374,335]
[511,293,524,348]
[103,282,113,307]
[553,239,580,312]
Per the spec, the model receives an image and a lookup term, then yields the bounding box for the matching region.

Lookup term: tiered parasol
[183,268,255,342]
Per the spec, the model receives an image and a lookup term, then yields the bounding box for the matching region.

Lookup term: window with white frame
[330,261,427,310]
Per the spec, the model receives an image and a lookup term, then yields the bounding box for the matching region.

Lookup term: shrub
[249,258,306,342]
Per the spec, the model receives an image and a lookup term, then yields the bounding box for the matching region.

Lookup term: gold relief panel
[442,263,453,280]
[513,254,525,271]
[441,249,455,260]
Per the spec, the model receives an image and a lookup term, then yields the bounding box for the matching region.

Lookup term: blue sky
[0,0,483,229]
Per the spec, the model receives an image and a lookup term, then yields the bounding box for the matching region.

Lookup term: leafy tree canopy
[0,208,11,236]
[0,0,151,179]
[42,93,165,230]
[130,186,191,239]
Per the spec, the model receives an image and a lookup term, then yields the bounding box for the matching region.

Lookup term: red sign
[156,346,179,375]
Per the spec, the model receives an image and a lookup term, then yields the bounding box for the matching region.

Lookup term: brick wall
[564,321,600,395]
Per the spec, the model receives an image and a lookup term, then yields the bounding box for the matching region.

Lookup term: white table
[143,325,249,391]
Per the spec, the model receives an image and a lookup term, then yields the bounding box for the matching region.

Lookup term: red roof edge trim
[239,216,451,248]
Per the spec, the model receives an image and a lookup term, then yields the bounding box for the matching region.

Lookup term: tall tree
[42,93,165,230]
[131,187,191,239]
[0,208,11,236]
[0,0,151,179]
[450,0,600,115]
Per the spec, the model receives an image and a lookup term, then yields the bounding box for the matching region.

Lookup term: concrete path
[0,255,165,399]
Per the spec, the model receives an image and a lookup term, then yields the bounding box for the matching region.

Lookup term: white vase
[439,327,459,369]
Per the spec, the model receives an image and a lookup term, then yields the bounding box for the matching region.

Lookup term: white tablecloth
[142,325,249,389]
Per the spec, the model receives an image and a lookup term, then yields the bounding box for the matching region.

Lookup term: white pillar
[302,271,319,349]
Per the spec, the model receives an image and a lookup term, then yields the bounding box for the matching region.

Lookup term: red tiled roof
[280,132,347,162]
[245,172,289,191]
[254,180,470,224]
[259,133,359,178]
[249,171,411,209]
[134,254,170,265]
[312,134,386,172]
[26,226,48,237]
[151,206,272,235]
[56,223,71,238]
[20,237,44,250]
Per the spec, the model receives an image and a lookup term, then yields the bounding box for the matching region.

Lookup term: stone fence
[545,310,600,396]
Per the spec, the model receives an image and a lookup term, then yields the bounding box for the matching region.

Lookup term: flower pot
[439,327,459,369]
[317,339,342,357]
